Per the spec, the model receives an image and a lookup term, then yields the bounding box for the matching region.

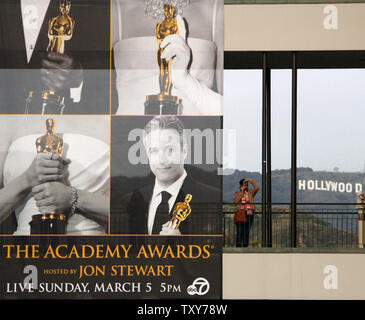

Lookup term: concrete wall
[225,3,365,50]
[223,253,365,299]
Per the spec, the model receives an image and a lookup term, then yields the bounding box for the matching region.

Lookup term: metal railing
[223,203,358,248]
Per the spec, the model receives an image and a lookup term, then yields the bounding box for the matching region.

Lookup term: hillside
[223,168,365,207]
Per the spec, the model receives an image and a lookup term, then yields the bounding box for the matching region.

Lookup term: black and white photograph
[111,0,223,115]
[110,115,222,234]
[0,115,109,235]
[0,0,115,114]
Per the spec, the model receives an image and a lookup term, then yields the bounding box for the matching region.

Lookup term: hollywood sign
[298,180,363,193]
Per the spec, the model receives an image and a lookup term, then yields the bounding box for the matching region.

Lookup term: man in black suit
[0,0,116,114]
[116,116,221,235]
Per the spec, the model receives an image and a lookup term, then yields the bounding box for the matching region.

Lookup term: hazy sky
[223,69,365,173]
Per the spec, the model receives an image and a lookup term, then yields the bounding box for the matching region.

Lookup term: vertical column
[266,67,272,248]
[356,193,365,248]
[291,52,298,248]
[262,52,267,247]
[262,52,272,248]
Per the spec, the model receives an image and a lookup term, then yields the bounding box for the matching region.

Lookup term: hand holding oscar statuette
[145,4,182,115]
[159,194,192,235]
[29,119,68,234]
[26,0,77,115]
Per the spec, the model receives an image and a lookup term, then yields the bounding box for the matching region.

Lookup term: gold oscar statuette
[167,194,192,230]
[30,119,67,234]
[36,119,64,155]
[47,0,75,54]
[26,0,75,115]
[145,4,182,115]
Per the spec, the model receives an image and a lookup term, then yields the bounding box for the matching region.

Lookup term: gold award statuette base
[145,4,182,115]
[26,90,66,115]
[30,119,67,235]
[145,94,181,115]
[25,0,74,114]
[30,213,67,234]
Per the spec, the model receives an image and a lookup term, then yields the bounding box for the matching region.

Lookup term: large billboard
[0,0,224,300]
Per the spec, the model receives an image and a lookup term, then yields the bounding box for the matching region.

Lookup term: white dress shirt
[20,0,82,102]
[147,170,187,235]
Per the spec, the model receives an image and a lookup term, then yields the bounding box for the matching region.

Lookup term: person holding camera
[234,178,259,247]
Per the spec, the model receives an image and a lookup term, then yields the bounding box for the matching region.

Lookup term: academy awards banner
[0,0,224,300]
[0,236,221,299]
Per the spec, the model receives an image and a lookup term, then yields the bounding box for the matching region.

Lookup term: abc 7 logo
[187,277,210,296]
